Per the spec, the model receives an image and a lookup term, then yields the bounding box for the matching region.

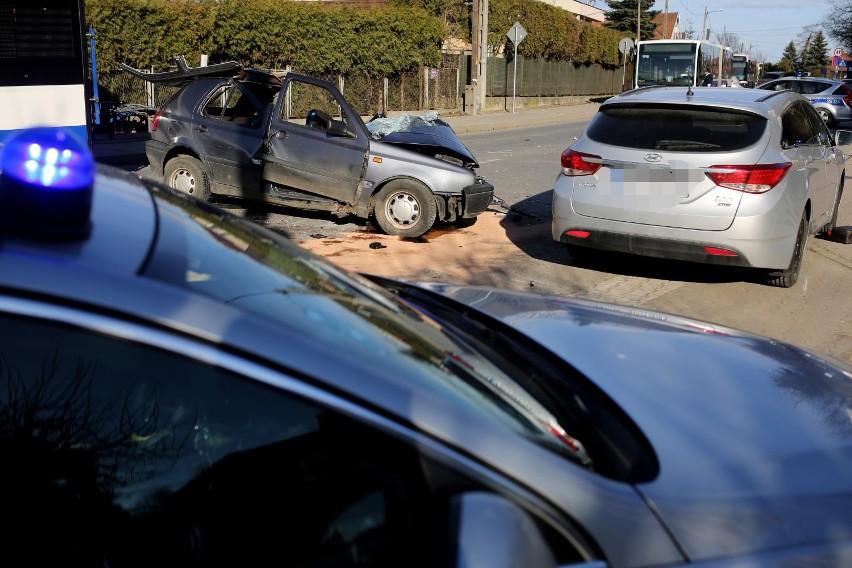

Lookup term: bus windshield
[636,42,698,87]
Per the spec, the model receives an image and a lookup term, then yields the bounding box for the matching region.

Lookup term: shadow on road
[499,190,763,285]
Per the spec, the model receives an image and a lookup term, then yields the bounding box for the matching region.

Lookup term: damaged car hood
[367,112,479,168]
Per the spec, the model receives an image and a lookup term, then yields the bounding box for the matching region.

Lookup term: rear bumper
[145,140,169,177]
[556,228,752,267]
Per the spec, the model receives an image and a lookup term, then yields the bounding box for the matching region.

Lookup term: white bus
[635,39,737,89]
[732,52,753,87]
[0,0,91,147]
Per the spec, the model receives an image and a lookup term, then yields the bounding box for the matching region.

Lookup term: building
[651,11,680,40]
[539,0,605,25]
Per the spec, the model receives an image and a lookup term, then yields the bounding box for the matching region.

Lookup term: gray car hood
[416,282,852,562]
[366,112,479,168]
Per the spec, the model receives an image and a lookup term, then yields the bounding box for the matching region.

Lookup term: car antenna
[687,83,694,97]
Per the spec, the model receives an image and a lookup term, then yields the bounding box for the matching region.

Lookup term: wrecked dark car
[122,56,494,237]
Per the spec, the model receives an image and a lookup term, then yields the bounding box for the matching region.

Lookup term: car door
[781,102,833,226]
[192,80,273,196]
[263,74,369,203]
[800,101,843,226]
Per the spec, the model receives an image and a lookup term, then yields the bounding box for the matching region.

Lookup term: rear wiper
[655,140,720,150]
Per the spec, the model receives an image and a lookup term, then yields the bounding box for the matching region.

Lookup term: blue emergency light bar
[0,127,95,239]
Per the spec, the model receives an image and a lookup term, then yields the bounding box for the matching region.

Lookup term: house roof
[651,12,679,40]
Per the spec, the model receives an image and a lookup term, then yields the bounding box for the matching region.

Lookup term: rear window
[586,104,768,152]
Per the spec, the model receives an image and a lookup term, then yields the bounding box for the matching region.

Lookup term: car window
[585,104,767,151]
[0,310,591,566]
[279,78,346,132]
[201,83,263,127]
[766,80,792,91]
[799,81,830,95]
[800,102,832,145]
[781,103,817,147]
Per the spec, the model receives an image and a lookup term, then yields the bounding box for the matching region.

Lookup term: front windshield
[141,185,592,469]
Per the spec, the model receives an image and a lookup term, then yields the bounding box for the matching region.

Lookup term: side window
[0,313,451,566]
[799,81,828,95]
[202,83,263,127]
[781,104,816,147]
[279,79,346,132]
[800,102,832,145]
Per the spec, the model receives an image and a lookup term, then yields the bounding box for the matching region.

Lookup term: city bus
[0,0,91,147]
[634,39,737,89]
[732,52,752,87]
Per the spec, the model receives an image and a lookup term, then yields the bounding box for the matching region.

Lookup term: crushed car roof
[120,55,280,88]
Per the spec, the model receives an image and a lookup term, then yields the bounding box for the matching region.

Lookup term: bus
[732,52,753,87]
[0,0,91,147]
[635,39,737,89]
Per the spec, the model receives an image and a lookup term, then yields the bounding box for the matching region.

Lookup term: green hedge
[86,0,621,74]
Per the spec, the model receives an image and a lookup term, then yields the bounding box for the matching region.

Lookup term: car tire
[373,180,437,238]
[816,108,834,126]
[764,210,808,288]
[164,156,211,201]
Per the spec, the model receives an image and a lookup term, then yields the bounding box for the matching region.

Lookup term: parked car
[552,86,847,287]
[754,70,796,86]
[4,126,852,566]
[756,76,852,125]
[121,56,494,238]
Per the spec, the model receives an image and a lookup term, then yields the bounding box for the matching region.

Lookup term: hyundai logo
[644,153,663,163]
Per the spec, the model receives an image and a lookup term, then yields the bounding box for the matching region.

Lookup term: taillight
[841,84,852,107]
[706,163,791,193]
[151,110,163,132]
[561,149,602,176]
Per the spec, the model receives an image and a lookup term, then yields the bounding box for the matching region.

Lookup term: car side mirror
[450,492,559,568]
[835,129,852,148]
[328,118,355,139]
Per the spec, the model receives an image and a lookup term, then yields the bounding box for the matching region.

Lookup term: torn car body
[122,56,494,238]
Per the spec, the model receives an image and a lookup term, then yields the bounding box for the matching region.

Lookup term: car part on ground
[552,86,848,287]
[121,56,494,238]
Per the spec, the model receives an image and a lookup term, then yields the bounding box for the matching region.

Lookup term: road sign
[507,21,526,44]
[839,60,847,69]
[618,37,635,55]
[835,47,844,57]
[834,56,843,67]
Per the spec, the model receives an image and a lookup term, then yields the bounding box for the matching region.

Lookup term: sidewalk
[92,102,601,166]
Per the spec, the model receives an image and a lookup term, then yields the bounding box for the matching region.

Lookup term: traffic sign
[835,47,844,57]
[618,37,635,55]
[839,60,847,69]
[834,56,843,66]
[507,21,526,44]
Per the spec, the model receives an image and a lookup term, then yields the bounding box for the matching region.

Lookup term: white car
[552,86,847,287]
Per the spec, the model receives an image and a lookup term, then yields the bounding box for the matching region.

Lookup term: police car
[757,76,852,125]
[2,128,852,567]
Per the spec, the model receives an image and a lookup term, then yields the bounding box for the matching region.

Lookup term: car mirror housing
[328,118,356,139]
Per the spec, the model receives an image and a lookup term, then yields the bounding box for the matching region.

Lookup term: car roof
[604,86,799,116]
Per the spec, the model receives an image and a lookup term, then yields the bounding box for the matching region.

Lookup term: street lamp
[702,7,722,41]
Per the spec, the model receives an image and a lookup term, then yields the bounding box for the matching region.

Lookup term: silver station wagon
[552,86,847,287]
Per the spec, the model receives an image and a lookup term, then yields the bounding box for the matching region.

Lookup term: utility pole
[637,0,641,42]
[469,0,488,115]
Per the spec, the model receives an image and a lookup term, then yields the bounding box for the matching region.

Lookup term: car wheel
[373,180,437,238]
[164,156,211,201]
[817,108,834,126]
[764,210,808,288]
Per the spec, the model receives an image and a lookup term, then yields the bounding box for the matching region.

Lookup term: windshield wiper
[655,140,720,150]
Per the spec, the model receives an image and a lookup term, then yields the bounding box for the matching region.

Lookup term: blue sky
[648,0,836,63]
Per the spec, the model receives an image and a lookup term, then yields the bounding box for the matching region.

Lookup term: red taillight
[704,246,738,257]
[151,110,163,132]
[565,230,591,239]
[561,148,602,176]
[706,163,791,193]
[841,84,852,107]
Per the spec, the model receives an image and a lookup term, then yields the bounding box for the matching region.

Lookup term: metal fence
[93,53,618,130]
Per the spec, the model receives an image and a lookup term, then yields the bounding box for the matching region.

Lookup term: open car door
[263,74,369,203]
